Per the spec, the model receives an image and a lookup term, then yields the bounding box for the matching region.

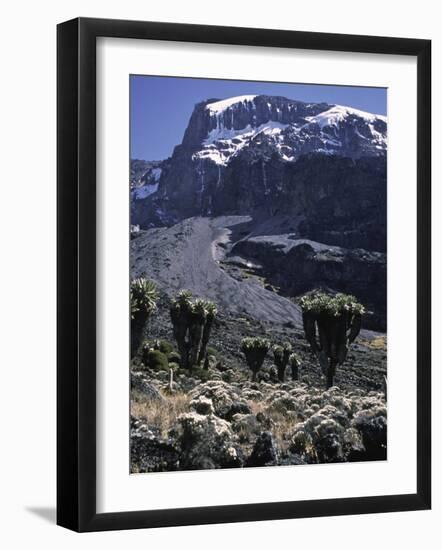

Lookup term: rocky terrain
[130,326,387,472]
[130,278,387,472]
[131,215,385,330]
[130,94,387,472]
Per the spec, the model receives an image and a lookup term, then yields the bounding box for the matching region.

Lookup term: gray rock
[130,414,179,472]
[130,372,164,402]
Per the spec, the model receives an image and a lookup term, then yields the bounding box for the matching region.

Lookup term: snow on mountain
[189,96,387,166]
[150,167,162,181]
[194,121,289,165]
[305,105,387,128]
[130,95,387,227]
[132,182,159,200]
[130,160,163,201]
[205,95,257,114]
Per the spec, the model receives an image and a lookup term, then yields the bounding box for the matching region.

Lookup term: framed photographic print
[57,17,431,532]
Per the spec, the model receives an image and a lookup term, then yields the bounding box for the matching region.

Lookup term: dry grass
[247,400,266,416]
[271,411,301,451]
[131,391,191,437]
[361,335,387,351]
[246,399,300,451]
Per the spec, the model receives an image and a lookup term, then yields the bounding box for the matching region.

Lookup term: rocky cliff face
[130,159,165,200]
[131,94,387,329]
[132,95,387,245]
[230,236,386,331]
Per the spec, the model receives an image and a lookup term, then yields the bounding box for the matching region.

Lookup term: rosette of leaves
[300,292,365,388]
[272,342,292,382]
[241,337,270,381]
[130,278,158,358]
[170,290,217,371]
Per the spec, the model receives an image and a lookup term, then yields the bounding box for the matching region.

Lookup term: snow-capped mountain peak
[205,95,258,114]
[305,105,386,129]
[131,94,387,228]
[188,95,387,166]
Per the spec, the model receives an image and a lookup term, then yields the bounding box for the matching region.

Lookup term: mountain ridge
[130,93,387,331]
[131,94,387,230]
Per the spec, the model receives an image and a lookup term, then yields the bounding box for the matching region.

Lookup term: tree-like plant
[170,291,217,371]
[300,292,364,388]
[130,278,158,358]
[289,353,301,381]
[198,302,217,367]
[241,337,270,381]
[272,342,292,382]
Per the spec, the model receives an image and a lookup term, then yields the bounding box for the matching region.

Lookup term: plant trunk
[348,312,362,344]
[291,363,299,380]
[277,364,285,382]
[203,354,210,370]
[175,334,189,370]
[188,320,204,370]
[197,317,213,365]
[303,312,319,354]
[130,312,148,359]
[326,359,337,389]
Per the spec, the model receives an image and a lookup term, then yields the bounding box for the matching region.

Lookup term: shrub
[206,347,217,357]
[144,349,169,371]
[168,351,181,364]
[300,292,364,388]
[241,337,270,381]
[156,340,174,354]
[130,278,158,358]
[191,367,212,382]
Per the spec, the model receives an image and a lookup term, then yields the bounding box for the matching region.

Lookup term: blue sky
[130,75,387,161]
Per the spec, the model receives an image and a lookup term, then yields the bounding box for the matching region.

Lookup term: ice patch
[132,182,159,200]
[151,167,162,181]
[206,95,257,114]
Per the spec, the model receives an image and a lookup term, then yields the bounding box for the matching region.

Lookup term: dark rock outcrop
[231,236,386,331]
[131,95,386,235]
[247,431,278,467]
[131,372,165,402]
[130,416,180,472]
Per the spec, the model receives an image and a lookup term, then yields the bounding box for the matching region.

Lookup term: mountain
[185,95,386,164]
[131,94,387,330]
[131,95,387,240]
[130,159,164,200]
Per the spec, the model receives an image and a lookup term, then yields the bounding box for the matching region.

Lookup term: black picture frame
[57,17,431,532]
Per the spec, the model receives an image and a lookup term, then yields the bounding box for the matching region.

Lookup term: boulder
[130,416,179,472]
[130,372,164,402]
